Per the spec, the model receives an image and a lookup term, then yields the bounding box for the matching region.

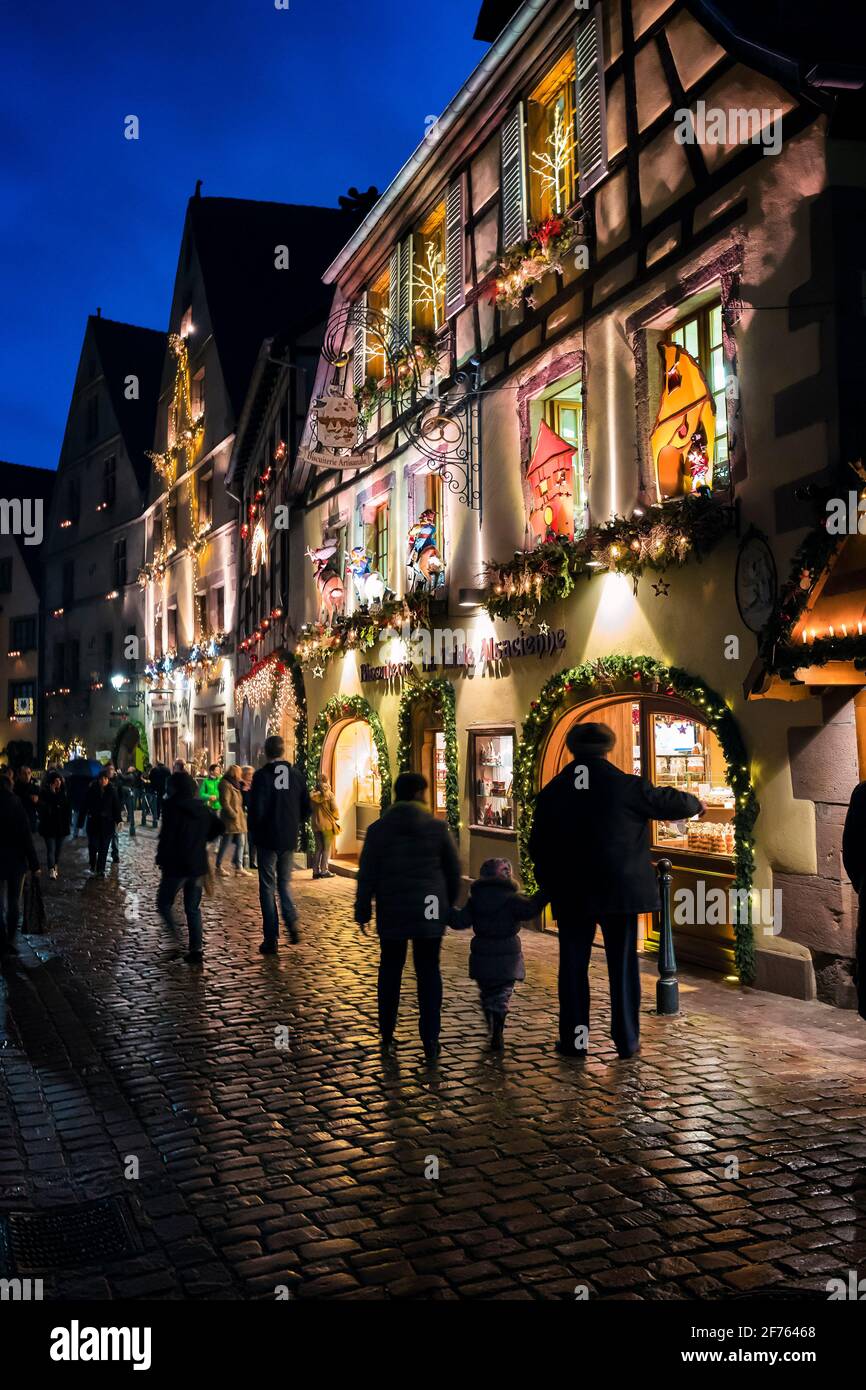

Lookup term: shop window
[471,730,515,830]
[413,202,447,336]
[9,680,35,720]
[528,50,577,221]
[670,302,729,484]
[650,711,735,858]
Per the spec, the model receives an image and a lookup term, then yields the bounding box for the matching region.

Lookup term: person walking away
[215,766,249,876]
[38,772,71,879]
[529,722,703,1060]
[104,764,122,862]
[14,766,40,833]
[67,763,90,838]
[240,767,257,868]
[149,759,170,823]
[117,769,137,839]
[84,769,122,877]
[156,771,224,965]
[842,782,866,1020]
[451,858,546,1052]
[248,736,310,954]
[198,764,222,812]
[310,776,340,878]
[0,767,40,954]
[355,772,461,1063]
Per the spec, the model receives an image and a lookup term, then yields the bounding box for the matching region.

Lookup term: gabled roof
[188,197,364,421]
[0,460,56,594]
[89,316,166,493]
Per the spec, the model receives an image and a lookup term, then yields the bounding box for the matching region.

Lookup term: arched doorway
[322,717,382,860]
[396,678,459,833]
[517,657,758,981]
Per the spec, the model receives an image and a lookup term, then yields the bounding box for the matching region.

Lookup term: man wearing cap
[529,721,703,1060]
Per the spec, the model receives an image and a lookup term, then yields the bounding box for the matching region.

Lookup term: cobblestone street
[3,828,866,1301]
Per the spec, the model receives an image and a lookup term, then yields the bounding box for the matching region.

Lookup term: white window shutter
[353,291,368,391]
[444,176,466,318]
[500,102,527,250]
[576,5,608,197]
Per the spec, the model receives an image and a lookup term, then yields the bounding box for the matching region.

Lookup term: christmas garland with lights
[758,519,842,671]
[297,593,431,671]
[396,677,460,837]
[484,494,730,626]
[307,694,392,815]
[513,654,759,982]
[491,216,583,310]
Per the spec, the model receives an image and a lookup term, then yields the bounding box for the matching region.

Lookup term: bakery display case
[650,711,734,858]
[471,729,515,830]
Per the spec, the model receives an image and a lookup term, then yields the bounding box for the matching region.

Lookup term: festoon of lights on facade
[238,442,288,660]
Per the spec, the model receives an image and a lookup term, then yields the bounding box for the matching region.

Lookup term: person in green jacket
[198,763,222,811]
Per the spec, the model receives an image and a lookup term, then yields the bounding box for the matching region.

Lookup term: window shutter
[388,245,400,336]
[576,5,608,197]
[398,236,414,342]
[444,176,466,318]
[500,102,527,250]
[352,292,368,391]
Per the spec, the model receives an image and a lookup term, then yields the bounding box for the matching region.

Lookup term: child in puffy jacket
[451,858,546,1051]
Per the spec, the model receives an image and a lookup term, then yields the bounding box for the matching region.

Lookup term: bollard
[655,857,679,1016]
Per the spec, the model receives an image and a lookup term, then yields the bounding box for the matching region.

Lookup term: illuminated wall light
[7,649,21,658]
[52,608,64,617]
[60,519,72,529]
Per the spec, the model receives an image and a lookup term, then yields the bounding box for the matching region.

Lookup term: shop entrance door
[536,693,736,971]
[327,718,382,863]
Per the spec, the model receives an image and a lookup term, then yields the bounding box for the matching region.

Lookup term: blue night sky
[1,0,485,470]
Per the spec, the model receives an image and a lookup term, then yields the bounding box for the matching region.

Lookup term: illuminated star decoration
[652,578,671,598]
[538,621,550,636]
[312,665,325,679]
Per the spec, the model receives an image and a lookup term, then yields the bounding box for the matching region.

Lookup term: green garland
[308,694,392,816]
[484,494,731,626]
[396,677,460,837]
[774,633,866,679]
[285,656,314,856]
[513,654,759,983]
[111,718,149,770]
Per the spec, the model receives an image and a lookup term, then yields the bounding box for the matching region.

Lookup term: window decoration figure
[306,542,346,625]
[526,419,576,544]
[651,343,716,500]
[407,508,445,593]
[347,546,388,610]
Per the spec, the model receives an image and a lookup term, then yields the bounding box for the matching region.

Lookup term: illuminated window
[544,381,586,527]
[528,50,577,222]
[364,502,389,584]
[413,202,447,336]
[191,367,205,415]
[366,266,390,382]
[670,302,729,485]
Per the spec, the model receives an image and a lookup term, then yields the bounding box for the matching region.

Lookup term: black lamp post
[655,857,679,1016]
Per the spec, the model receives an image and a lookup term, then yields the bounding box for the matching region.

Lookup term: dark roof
[90,316,167,493]
[189,197,365,421]
[476,1,866,87]
[0,460,56,593]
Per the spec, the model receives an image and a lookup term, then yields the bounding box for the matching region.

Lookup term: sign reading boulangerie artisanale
[360,625,566,681]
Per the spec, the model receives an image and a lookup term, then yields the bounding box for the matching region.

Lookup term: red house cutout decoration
[527,419,576,543]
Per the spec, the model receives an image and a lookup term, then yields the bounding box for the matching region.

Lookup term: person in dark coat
[248,735,311,954]
[38,772,71,878]
[83,769,122,877]
[842,782,866,1020]
[148,759,170,823]
[529,722,703,1060]
[66,761,91,838]
[0,767,40,953]
[14,766,40,832]
[451,858,546,1051]
[355,771,461,1062]
[156,772,224,965]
